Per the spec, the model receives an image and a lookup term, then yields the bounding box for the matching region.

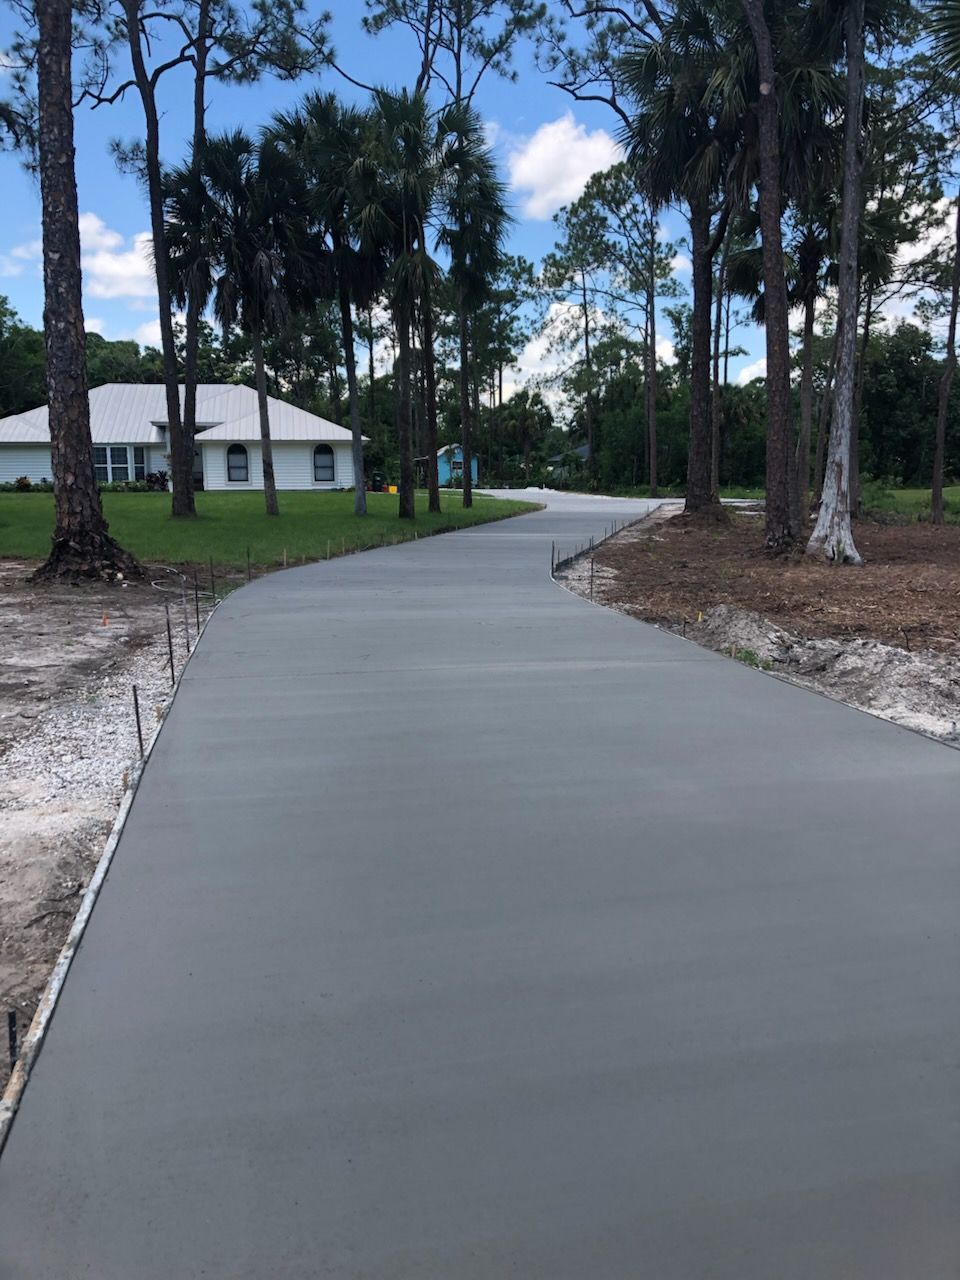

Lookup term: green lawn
[862,484,960,522]
[0,490,541,568]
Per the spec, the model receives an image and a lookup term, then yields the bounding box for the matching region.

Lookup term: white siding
[147,446,168,473]
[0,443,174,486]
[201,441,355,491]
[0,446,53,483]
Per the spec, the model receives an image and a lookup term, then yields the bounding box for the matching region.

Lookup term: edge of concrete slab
[551,542,960,754]
[0,601,220,1159]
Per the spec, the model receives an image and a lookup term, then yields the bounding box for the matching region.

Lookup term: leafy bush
[101,479,151,492]
[0,479,53,492]
[145,470,169,491]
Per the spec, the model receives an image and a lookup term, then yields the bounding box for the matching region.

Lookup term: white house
[0,383,361,491]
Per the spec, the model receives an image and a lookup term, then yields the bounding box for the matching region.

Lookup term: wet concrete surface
[1,491,958,1278]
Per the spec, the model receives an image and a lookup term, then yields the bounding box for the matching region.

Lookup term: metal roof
[0,383,357,446]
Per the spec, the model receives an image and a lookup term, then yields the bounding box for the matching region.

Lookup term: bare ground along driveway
[1,491,959,1278]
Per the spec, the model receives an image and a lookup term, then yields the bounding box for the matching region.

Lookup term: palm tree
[33,0,138,581]
[358,90,444,520]
[621,0,739,516]
[272,95,389,517]
[726,203,833,520]
[164,154,215,507]
[438,102,510,509]
[929,0,960,68]
[201,129,320,517]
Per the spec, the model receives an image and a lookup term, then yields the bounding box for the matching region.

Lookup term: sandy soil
[558,509,960,744]
[0,562,208,1091]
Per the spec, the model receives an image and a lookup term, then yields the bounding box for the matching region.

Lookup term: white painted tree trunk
[807,0,864,565]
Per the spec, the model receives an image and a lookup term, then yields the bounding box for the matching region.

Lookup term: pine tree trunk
[580,268,594,472]
[32,0,139,583]
[711,230,730,500]
[646,215,658,497]
[814,330,838,503]
[251,325,280,517]
[122,0,192,518]
[849,285,872,516]
[396,309,416,519]
[459,307,473,509]
[338,282,367,516]
[180,0,210,515]
[933,192,960,524]
[807,0,864,564]
[743,0,794,549]
[367,308,376,428]
[686,194,717,513]
[421,289,442,514]
[796,292,816,520]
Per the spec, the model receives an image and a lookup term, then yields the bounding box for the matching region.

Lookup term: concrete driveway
[2,490,959,1278]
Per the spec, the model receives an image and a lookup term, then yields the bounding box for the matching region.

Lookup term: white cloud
[482,119,501,148]
[656,337,676,365]
[737,357,767,385]
[875,197,956,334]
[133,319,162,346]
[508,113,623,220]
[0,238,42,278]
[78,212,125,254]
[84,227,155,300]
[670,253,692,275]
[85,316,105,335]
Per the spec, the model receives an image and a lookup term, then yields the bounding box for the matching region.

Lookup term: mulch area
[596,513,960,654]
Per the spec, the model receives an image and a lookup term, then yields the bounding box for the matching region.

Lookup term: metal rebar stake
[132,684,144,758]
[164,604,175,686]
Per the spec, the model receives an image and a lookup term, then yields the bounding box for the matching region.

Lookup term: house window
[133,446,146,480]
[451,457,463,474]
[314,444,335,482]
[94,445,136,485]
[227,444,249,482]
[110,446,129,482]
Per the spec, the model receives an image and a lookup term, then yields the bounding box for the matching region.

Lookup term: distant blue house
[416,444,479,487]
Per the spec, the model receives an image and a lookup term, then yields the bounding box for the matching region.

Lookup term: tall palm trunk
[807,0,864,564]
[459,307,473,508]
[250,324,280,516]
[397,309,416,519]
[421,288,442,514]
[122,0,193,517]
[687,194,716,512]
[338,280,367,516]
[33,0,139,582]
[796,292,816,519]
[743,0,794,549]
[933,191,960,524]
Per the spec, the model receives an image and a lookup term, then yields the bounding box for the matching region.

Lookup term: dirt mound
[557,511,960,745]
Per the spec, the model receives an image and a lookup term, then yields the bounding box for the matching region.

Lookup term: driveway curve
[2,490,959,1278]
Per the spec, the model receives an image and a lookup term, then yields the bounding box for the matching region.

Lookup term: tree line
[4,0,960,576]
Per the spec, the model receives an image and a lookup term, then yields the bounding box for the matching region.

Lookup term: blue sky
[0,3,767,392]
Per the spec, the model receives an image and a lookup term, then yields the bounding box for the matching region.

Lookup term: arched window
[314,443,335,482]
[227,444,248,483]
